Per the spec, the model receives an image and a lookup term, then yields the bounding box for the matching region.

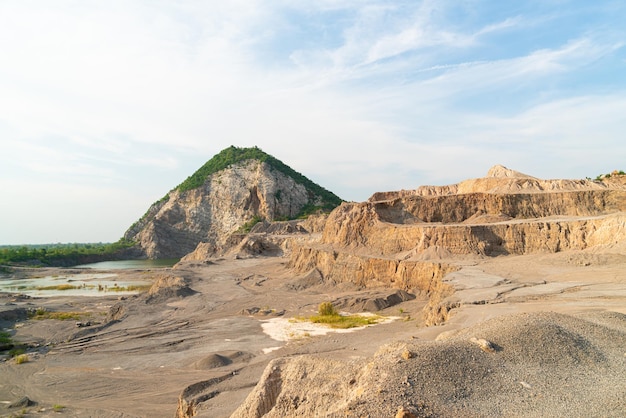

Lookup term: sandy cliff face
[288,167,626,295]
[369,164,619,201]
[125,160,329,258]
[323,191,626,256]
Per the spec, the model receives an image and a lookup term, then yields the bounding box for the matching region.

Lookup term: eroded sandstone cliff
[287,166,626,297]
[369,164,622,201]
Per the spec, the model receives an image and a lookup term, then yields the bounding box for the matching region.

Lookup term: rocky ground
[1,245,625,417]
[2,168,625,417]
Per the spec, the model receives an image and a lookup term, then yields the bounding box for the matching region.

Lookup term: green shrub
[0,330,12,345]
[0,239,136,267]
[318,302,338,316]
[8,347,25,357]
[27,307,47,319]
[299,301,382,329]
[238,215,264,233]
[595,170,625,180]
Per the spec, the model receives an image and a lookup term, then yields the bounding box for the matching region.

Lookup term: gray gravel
[233,311,626,417]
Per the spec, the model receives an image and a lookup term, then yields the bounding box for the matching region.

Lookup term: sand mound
[282,269,324,291]
[193,354,232,369]
[447,312,611,366]
[232,311,626,418]
[411,245,454,261]
[144,275,196,304]
[0,307,28,324]
[232,235,282,259]
[192,351,255,370]
[486,164,535,179]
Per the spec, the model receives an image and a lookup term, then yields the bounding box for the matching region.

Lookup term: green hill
[175,145,343,214]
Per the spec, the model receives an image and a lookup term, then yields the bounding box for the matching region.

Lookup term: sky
[1,0,625,245]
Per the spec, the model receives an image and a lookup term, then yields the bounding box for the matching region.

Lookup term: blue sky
[1,0,625,244]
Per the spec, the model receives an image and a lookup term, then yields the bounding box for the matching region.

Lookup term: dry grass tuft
[14,354,29,364]
[30,310,90,321]
[295,302,383,329]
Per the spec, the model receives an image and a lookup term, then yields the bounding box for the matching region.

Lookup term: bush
[0,330,12,345]
[238,215,264,233]
[318,302,339,316]
[9,346,26,357]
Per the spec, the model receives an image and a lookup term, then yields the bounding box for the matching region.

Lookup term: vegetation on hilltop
[0,239,136,267]
[594,170,625,181]
[175,146,343,213]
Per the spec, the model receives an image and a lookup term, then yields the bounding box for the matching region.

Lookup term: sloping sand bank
[1,248,625,417]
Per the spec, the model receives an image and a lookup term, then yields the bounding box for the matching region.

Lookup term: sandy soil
[1,248,625,417]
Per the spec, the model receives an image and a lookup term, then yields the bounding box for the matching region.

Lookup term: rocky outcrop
[288,245,458,293]
[321,170,626,259]
[288,167,626,297]
[179,218,319,262]
[143,275,196,304]
[332,289,416,312]
[176,373,235,418]
[320,205,626,257]
[179,167,626,416]
[124,147,341,258]
[369,164,624,201]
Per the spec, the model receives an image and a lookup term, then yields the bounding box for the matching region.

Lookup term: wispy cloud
[1,0,625,243]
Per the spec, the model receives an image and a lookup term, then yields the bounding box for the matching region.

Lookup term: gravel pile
[232,311,626,417]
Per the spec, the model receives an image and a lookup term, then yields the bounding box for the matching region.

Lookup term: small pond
[74,259,179,269]
[0,273,152,297]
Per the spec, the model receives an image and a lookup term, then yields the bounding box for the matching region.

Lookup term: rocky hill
[123,146,342,258]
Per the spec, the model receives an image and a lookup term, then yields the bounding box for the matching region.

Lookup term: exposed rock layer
[125,159,337,258]
[369,164,626,201]
[288,167,626,299]
[288,245,458,293]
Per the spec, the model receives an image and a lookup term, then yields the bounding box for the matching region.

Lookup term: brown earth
[1,247,624,418]
[1,167,625,417]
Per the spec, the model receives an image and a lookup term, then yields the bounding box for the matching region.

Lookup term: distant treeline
[0,239,136,267]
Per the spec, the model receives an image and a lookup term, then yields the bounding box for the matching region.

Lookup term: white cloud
[475,17,522,36]
[0,0,624,243]
[417,36,620,98]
